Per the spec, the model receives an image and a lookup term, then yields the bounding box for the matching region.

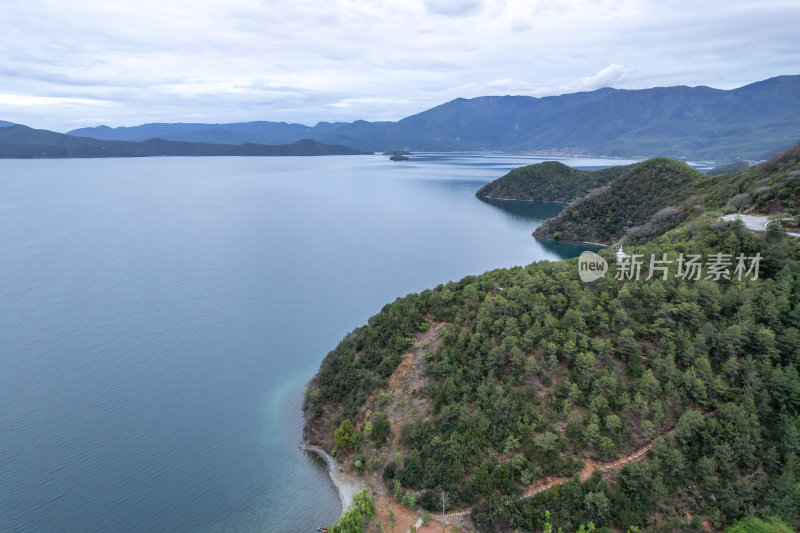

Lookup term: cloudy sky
[2,0,798,132]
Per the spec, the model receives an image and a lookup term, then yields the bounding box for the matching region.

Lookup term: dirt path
[439,423,688,521]
[521,426,674,499]
[321,424,669,530]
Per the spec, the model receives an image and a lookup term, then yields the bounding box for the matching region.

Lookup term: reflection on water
[478,197,566,222]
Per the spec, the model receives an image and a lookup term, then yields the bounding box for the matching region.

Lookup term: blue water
[0,153,630,532]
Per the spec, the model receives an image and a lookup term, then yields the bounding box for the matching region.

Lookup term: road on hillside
[722,214,800,237]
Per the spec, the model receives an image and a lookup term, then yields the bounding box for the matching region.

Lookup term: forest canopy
[304,146,800,532]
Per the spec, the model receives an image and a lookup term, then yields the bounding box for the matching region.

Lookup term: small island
[389,151,410,161]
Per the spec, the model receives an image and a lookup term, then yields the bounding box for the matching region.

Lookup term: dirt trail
[365,324,717,527]
[440,424,685,521]
[521,426,674,499]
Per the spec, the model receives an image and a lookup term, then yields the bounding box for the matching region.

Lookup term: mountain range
[66,75,800,160]
[0,124,371,158]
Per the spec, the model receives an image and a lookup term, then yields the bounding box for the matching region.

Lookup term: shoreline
[477,194,571,204]
[299,442,365,515]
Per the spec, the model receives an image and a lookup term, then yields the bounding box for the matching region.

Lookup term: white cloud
[423,0,483,16]
[0,0,797,130]
[0,94,113,106]
[578,64,633,91]
[329,97,411,109]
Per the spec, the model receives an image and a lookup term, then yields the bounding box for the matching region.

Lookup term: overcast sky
[1,0,798,132]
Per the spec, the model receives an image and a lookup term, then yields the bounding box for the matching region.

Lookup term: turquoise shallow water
[0,153,630,532]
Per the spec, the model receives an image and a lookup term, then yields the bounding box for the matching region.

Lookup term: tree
[695,455,716,488]
[724,516,794,533]
[612,462,657,526]
[585,490,611,523]
[371,413,391,446]
[334,419,362,451]
[640,420,655,439]
[525,355,540,375]
[617,328,639,362]
[605,414,622,432]
[329,489,376,533]
[585,422,601,444]
[543,510,553,533]
[598,436,615,458]
[402,492,417,509]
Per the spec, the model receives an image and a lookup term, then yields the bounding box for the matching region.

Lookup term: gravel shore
[299,442,365,513]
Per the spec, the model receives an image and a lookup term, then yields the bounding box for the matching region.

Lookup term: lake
[0,153,635,532]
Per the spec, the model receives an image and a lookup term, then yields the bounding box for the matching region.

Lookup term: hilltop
[69,75,800,160]
[471,145,800,245]
[532,158,706,244]
[0,124,371,158]
[475,161,627,203]
[305,145,800,532]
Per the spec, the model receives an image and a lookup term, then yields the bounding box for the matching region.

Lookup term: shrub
[371,413,391,446]
[402,492,418,510]
[333,419,362,451]
[377,392,393,407]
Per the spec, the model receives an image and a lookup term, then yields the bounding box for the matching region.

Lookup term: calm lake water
[0,153,635,532]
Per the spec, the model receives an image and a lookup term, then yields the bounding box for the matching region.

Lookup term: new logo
[578,251,608,282]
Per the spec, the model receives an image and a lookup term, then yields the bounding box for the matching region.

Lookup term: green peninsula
[304,145,800,532]
[475,161,626,203]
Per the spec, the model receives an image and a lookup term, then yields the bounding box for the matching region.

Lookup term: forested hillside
[475,162,626,203]
[525,145,800,245]
[304,146,800,532]
[532,158,705,244]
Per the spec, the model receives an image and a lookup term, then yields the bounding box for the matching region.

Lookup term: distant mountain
[0,124,371,158]
[0,120,15,127]
[69,75,800,160]
[68,121,316,145]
